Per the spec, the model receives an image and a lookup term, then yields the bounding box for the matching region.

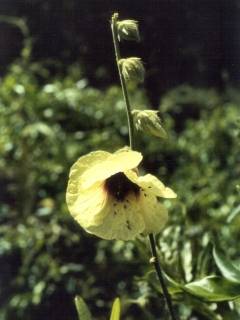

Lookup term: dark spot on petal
[104,172,140,202]
[144,193,147,197]
[126,220,132,230]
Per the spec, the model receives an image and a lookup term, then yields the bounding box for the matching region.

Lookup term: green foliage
[184,276,240,302]
[0,56,240,320]
[75,296,92,320]
[213,246,240,283]
[0,59,147,320]
[109,298,121,320]
[74,297,120,320]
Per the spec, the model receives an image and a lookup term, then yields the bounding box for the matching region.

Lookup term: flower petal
[86,194,145,240]
[66,180,108,228]
[68,150,110,183]
[139,192,168,235]
[81,148,143,188]
[125,171,177,198]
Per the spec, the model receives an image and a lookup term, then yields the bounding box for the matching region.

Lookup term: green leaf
[147,270,183,295]
[109,298,121,320]
[213,246,240,283]
[184,276,240,302]
[162,271,184,295]
[74,296,92,320]
[227,204,240,222]
[181,241,193,282]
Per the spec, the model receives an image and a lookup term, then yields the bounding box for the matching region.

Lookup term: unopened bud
[118,57,145,83]
[132,109,167,139]
[117,19,140,42]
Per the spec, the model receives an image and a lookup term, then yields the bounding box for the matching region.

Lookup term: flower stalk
[149,234,177,320]
[111,13,135,149]
[111,12,177,320]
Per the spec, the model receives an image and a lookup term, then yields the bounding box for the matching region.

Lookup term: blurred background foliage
[0,1,240,320]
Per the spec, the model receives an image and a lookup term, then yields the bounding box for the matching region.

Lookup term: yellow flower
[66,148,176,240]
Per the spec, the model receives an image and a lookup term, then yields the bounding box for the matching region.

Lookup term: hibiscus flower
[66,148,176,240]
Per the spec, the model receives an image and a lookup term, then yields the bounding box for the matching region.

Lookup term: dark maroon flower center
[104,172,140,201]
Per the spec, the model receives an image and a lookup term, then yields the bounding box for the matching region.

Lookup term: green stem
[149,234,177,320]
[111,13,135,149]
[111,12,177,320]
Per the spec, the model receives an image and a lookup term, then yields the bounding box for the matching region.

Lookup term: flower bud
[118,57,145,83]
[132,109,167,139]
[117,19,140,42]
